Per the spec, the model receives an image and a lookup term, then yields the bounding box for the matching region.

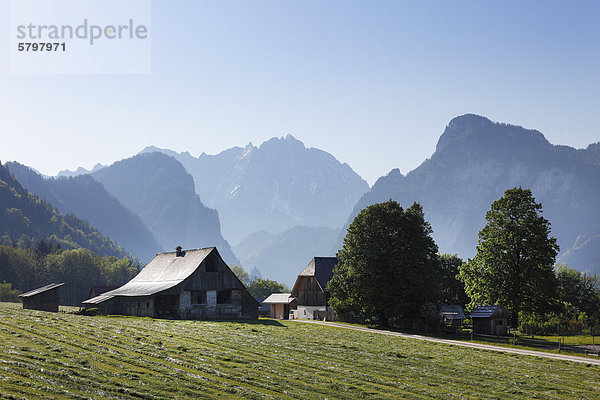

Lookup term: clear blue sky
[1,1,599,184]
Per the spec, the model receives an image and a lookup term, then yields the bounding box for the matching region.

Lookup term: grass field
[1,303,599,399]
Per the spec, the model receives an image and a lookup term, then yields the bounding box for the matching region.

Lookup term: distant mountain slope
[341,114,600,274]
[140,135,369,243]
[57,163,105,178]
[0,162,129,258]
[6,162,161,262]
[91,152,238,265]
[234,225,339,286]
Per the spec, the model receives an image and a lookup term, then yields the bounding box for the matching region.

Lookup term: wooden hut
[19,283,65,312]
[83,247,259,319]
[440,305,466,326]
[289,257,337,320]
[470,305,508,336]
[262,293,296,319]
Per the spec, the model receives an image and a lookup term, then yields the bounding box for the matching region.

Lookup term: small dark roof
[19,283,65,298]
[441,305,466,320]
[470,305,506,318]
[297,257,338,291]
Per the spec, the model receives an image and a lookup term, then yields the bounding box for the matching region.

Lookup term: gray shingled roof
[441,305,466,320]
[470,305,506,318]
[84,248,214,304]
[19,283,64,298]
[297,257,338,291]
[262,293,294,304]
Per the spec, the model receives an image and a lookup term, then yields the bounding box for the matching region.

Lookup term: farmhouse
[289,257,338,320]
[470,305,508,336]
[83,247,259,319]
[19,283,65,312]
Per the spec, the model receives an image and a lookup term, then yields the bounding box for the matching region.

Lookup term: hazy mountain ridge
[341,114,600,274]
[91,152,239,265]
[0,162,129,258]
[57,163,106,178]
[5,162,162,262]
[233,225,340,286]
[140,135,369,243]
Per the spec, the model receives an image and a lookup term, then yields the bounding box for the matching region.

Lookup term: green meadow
[0,302,598,399]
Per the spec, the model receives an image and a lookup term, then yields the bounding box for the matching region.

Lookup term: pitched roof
[19,283,64,298]
[83,247,214,304]
[296,257,338,291]
[441,305,466,320]
[262,293,295,304]
[470,305,506,318]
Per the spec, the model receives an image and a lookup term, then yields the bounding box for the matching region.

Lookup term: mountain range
[91,152,238,265]
[341,114,600,274]
[3,114,597,283]
[139,134,369,244]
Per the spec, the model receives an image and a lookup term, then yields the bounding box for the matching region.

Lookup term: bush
[0,282,22,302]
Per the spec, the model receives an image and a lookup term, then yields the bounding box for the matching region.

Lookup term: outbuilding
[19,283,65,312]
[83,247,259,319]
[262,293,296,319]
[440,305,466,326]
[470,305,508,336]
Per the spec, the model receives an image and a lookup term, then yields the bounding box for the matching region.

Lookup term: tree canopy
[327,200,439,327]
[459,187,559,326]
[438,254,468,308]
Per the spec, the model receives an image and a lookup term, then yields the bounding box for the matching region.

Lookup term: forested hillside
[6,162,162,262]
[0,162,129,259]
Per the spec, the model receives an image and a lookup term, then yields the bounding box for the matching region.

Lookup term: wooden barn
[262,293,296,319]
[83,247,259,319]
[289,257,338,320]
[470,305,508,336]
[19,283,65,312]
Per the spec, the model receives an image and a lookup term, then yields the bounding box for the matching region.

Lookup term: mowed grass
[0,303,598,400]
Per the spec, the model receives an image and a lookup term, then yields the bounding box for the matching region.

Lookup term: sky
[1,1,599,185]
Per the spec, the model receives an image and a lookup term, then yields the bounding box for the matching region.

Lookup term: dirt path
[295,320,600,366]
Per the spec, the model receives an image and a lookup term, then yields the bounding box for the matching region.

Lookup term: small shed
[441,305,466,326]
[19,283,65,312]
[470,305,508,336]
[263,293,296,319]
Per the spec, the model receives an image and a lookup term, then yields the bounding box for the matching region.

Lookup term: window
[217,290,231,304]
[146,302,150,308]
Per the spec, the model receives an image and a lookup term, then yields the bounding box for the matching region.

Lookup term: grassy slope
[0,303,598,400]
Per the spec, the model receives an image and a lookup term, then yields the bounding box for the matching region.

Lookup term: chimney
[175,246,184,257]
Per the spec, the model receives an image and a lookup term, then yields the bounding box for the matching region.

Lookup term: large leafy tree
[459,187,559,326]
[327,200,439,327]
[439,254,469,307]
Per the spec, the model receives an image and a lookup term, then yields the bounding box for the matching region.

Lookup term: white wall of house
[295,305,326,320]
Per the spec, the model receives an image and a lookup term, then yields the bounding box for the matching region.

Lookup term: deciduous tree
[459,187,559,326]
